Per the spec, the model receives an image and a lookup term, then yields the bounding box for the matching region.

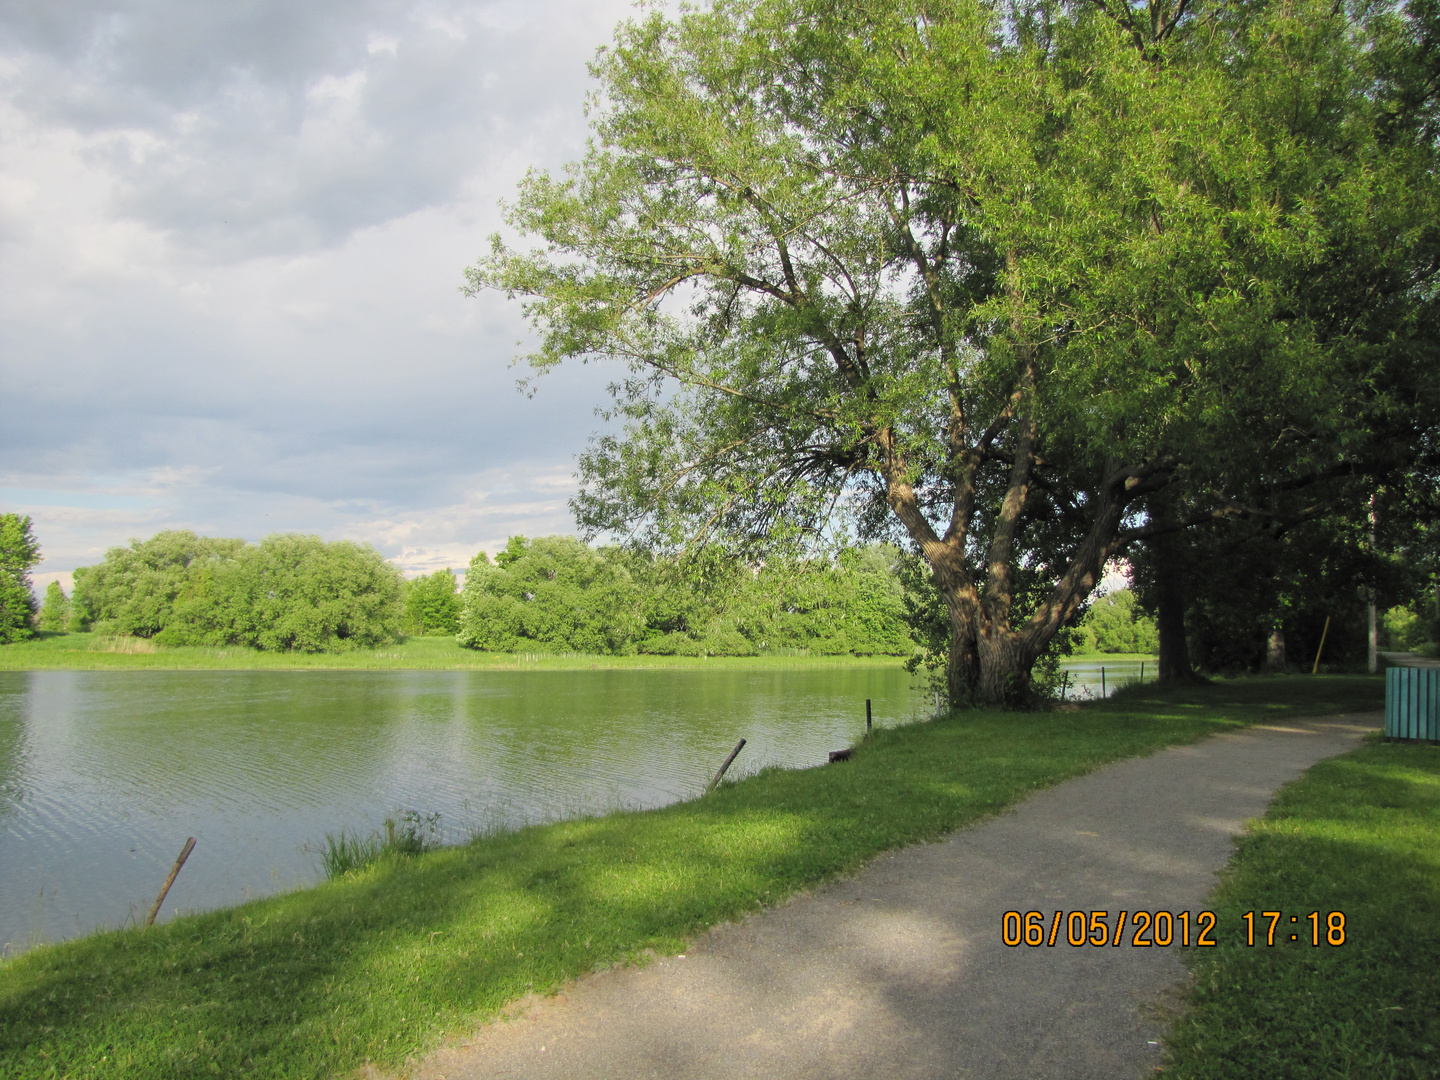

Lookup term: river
[0,658,1145,954]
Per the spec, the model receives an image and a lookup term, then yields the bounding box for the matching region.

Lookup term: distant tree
[69,530,246,636]
[71,531,405,652]
[457,537,915,656]
[164,534,405,652]
[1072,590,1158,655]
[404,569,461,636]
[457,536,644,653]
[37,581,70,634]
[0,514,41,643]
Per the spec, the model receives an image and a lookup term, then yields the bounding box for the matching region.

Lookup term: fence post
[706,739,747,793]
[147,837,196,927]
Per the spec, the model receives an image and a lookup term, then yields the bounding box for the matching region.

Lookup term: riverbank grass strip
[0,677,1379,1079]
[1161,735,1440,1079]
[0,632,915,671]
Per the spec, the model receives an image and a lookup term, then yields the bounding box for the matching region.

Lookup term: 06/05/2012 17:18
[1000,910,1348,948]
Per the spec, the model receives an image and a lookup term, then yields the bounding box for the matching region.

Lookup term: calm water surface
[0,666,931,953]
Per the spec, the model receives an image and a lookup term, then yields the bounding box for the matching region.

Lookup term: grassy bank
[0,632,910,672]
[0,676,1379,1079]
[1161,735,1440,1079]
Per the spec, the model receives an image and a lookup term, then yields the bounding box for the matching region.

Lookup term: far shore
[0,632,912,672]
[0,632,1155,673]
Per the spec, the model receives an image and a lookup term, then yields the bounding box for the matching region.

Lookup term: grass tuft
[315,811,444,878]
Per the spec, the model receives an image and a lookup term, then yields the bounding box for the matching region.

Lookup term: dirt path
[406,713,1378,1080]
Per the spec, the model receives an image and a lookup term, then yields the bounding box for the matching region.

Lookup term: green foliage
[68,531,245,636]
[0,676,1379,1078]
[70,531,404,653]
[466,0,1440,704]
[1381,605,1431,652]
[457,536,645,653]
[1163,739,1440,1078]
[455,537,915,656]
[403,569,461,636]
[37,581,69,634]
[0,514,40,644]
[1073,590,1159,655]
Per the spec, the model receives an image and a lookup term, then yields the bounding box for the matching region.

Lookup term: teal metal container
[1385,665,1440,741]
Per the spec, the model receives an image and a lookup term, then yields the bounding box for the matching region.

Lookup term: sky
[0,0,642,591]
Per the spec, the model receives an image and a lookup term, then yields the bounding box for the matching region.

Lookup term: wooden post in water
[1312,616,1332,674]
[706,739,747,794]
[1101,666,1106,698]
[1060,671,1070,702]
[1140,661,1145,684]
[866,699,872,737]
[146,837,196,926]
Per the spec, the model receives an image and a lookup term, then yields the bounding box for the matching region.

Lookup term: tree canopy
[469,0,1439,702]
[403,569,461,636]
[38,581,70,634]
[72,531,405,652]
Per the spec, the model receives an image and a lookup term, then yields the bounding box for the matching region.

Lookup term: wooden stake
[865,698,872,736]
[146,837,196,927]
[705,739,746,793]
[1312,616,1332,675]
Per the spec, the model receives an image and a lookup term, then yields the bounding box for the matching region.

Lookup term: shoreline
[0,632,1154,672]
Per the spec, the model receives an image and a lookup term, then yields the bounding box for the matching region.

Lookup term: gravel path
[408,712,1378,1080]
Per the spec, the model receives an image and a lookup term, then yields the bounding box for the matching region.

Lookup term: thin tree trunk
[1264,627,1286,672]
[1150,531,1199,683]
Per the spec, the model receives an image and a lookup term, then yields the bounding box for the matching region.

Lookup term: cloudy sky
[1,0,644,590]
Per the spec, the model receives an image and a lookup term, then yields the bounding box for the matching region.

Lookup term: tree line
[5,526,921,656]
[4,520,1154,658]
[455,535,915,656]
[8,514,1428,668]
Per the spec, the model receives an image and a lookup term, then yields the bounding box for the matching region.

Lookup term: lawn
[0,676,1381,1079]
[1161,734,1440,1079]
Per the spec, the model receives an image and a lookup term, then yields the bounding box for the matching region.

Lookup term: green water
[0,667,928,953]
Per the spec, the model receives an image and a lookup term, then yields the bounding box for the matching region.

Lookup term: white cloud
[0,0,637,581]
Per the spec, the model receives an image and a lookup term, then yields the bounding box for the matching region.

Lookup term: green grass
[1161,734,1440,1079]
[0,676,1380,1079]
[0,632,910,672]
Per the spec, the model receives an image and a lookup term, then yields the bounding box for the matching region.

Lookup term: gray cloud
[1,0,621,255]
[0,0,637,580]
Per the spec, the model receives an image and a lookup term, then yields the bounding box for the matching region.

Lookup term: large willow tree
[468,0,1438,703]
